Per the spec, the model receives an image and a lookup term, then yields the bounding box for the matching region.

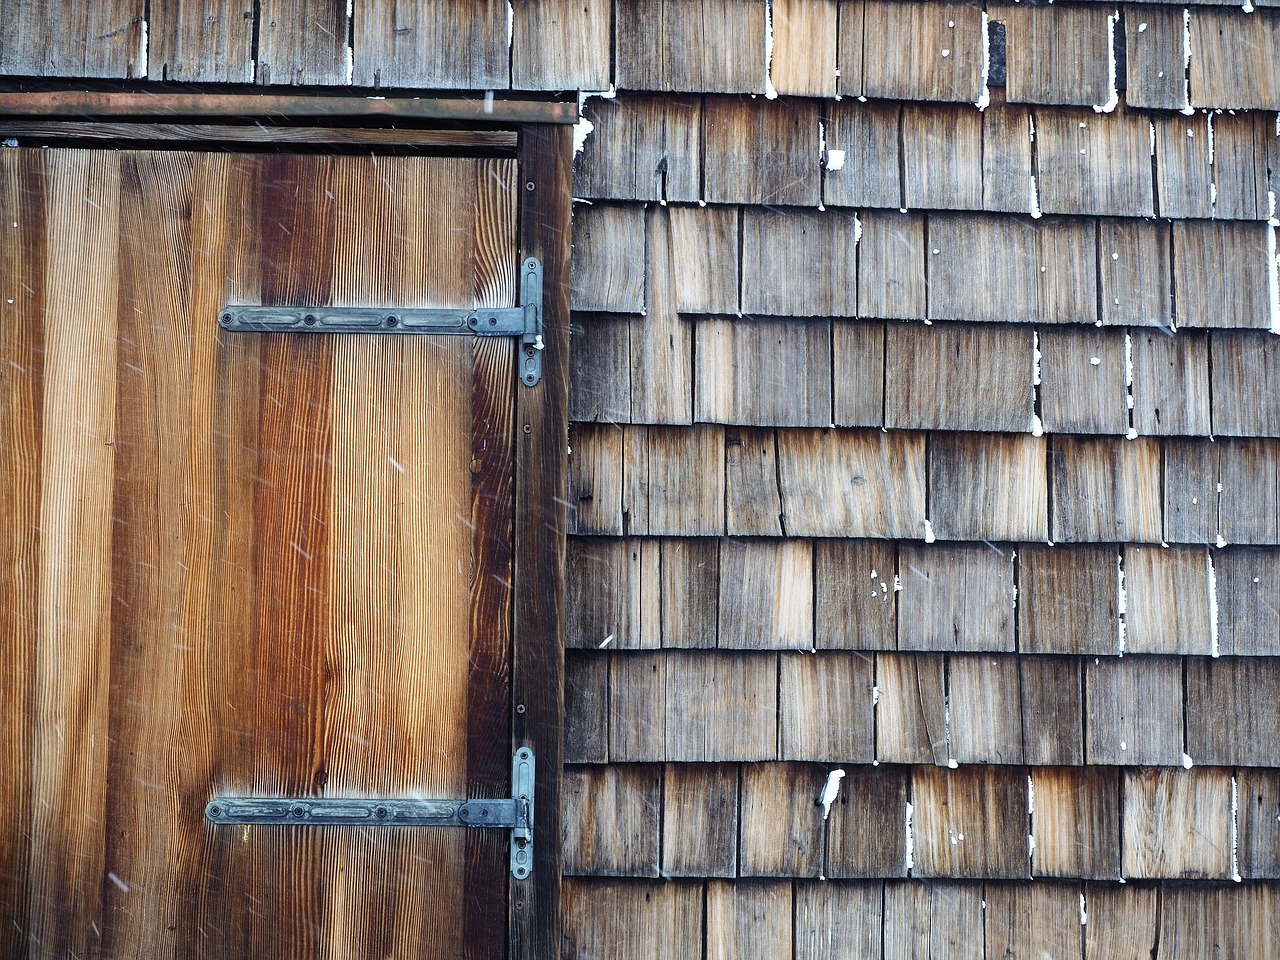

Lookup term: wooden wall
[4,0,1280,957]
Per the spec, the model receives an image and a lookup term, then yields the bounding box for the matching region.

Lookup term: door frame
[0,92,574,960]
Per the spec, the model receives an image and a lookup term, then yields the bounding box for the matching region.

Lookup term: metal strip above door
[219,257,545,387]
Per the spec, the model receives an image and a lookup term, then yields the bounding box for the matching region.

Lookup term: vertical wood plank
[1036,326,1129,434]
[1173,221,1274,329]
[614,0,769,94]
[1033,106,1155,217]
[826,767,909,877]
[1130,329,1211,435]
[0,0,145,77]
[1002,3,1114,105]
[667,206,739,313]
[875,653,947,766]
[634,207,695,424]
[725,428,783,536]
[1236,769,1280,878]
[570,205,647,312]
[1186,658,1280,766]
[1215,548,1280,656]
[739,762,827,878]
[832,320,886,428]
[901,104,984,211]
[1122,768,1233,878]
[27,149,121,958]
[1017,545,1119,655]
[741,208,860,317]
[857,210,926,320]
[1031,767,1122,879]
[1098,219,1173,327]
[1019,656,1084,765]
[565,653,609,764]
[562,765,660,876]
[1084,656,1183,765]
[695,318,833,427]
[823,101,902,208]
[947,654,1024,764]
[702,97,822,205]
[883,881,983,960]
[813,540,897,651]
[1084,883,1159,959]
[929,433,1048,542]
[574,96,703,204]
[662,763,739,877]
[562,879,703,960]
[910,766,1030,879]
[778,653,876,762]
[661,538,720,649]
[663,653,777,762]
[861,0,985,102]
[795,882,884,960]
[897,543,1016,653]
[1050,437,1163,543]
[718,540,813,650]
[1212,331,1280,437]
[624,425,725,536]
[983,882,1084,960]
[771,0,838,96]
[1124,5,1187,109]
[707,881,793,960]
[1123,545,1213,654]
[512,0,612,90]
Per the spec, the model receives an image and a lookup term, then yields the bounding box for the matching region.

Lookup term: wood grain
[1214,548,1280,655]
[1002,3,1114,105]
[1212,332,1280,437]
[1188,9,1280,109]
[574,95,702,203]
[1186,658,1280,766]
[770,0,838,96]
[0,0,144,77]
[661,763,739,877]
[1123,545,1213,654]
[1124,5,1187,109]
[1031,766,1121,879]
[947,654,1024,764]
[512,0,612,91]
[795,881,884,960]
[562,879,703,960]
[1173,221,1274,329]
[1123,767,1233,878]
[257,0,349,85]
[910,765,1030,879]
[352,0,507,88]
[1098,219,1173,327]
[702,97,821,205]
[695,318,832,427]
[623,425,725,536]
[1130,329,1210,435]
[883,881,983,960]
[707,881,792,960]
[1036,326,1128,435]
[1017,545,1119,655]
[725,428,784,536]
[562,765,660,876]
[1050,436,1163,543]
[896,543,1016,653]
[875,653,947,765]
[778,653,875,761]
[666,205,739,314]
[983,882,1083,960]
[832,321,886,427]
[1084,883,1159,958]
[738,762,828,878]
[741,208,860,317]
[148,0,254,82]
[570,205,647,313]
[981,98,1035,213]
[1236,769,1280,878]
[929,432,1048,542]
[1212,111,1275,220]
[1154,113,1214,219]
[857,210,926,320]
[826,766,909,877]
[718,539,813,650]
[1034,106,1155,217]
[813,539,897,651]
[1084,655,1183,765]
[822,101,901,208]
[614,0,768,93]
[1019,656,1084,765]
[861,0,985,102]
[901,103,983,211]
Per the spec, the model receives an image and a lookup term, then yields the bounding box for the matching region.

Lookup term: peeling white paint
[140,19,149,77]
[852,212,863,244]
[825,150,846,171]
[905,802,915,870]
[976,11,991,110]
[1268,223,1280,334]
[1080,892,1088,925]
[923,519,937,543]
[1182,9,1195,114]
[1232,776,1243,882]
[1182,752,1194,769]
[1093,10,1120,113]
[1208,551,1220,657]
[507,0,515,50]
[1029,175,1043,219]
[764,0,779,99]
[1117,552,1128,654]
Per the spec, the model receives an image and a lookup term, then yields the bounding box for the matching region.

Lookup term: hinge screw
[303,314,316,326]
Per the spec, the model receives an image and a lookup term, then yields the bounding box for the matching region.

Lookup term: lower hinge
[206,747,536,880]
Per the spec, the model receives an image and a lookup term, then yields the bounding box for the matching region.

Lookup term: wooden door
[0,146,521,958]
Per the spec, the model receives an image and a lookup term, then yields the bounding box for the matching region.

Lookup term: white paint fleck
[923,519,936,544]
[1182,9,1195,114]
[1080,892,1089,925]
[599,634,614,649]
[1232,776,1243,882]
[1182,752,1194,769]
[1093,10,1120,113]
[1117,552,1127,654]
[140,18,149,77]
[1029,175,1043,219]
[940,48,951,58]
[1208,551,1220,657]
[1090,356,1101,366]
[825,149,846,171]
[1138,21,1148,32]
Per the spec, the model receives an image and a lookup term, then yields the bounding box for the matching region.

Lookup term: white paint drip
[345,0,354,84]
[1182,9,1195,114]
[1268,223,1280,334]
[852,212,863,244]
[905,802,915,869]
[1080,892,1089,925]
[1031,331,1044,436]
[1117,552,1128,654]
[1093,10,1120,113]
[1149,121,1157,157]
[1029,175,1043,219]
[872,685,882,705]
[764,0,779,99]
[139,18,148,77]
[1182,752,1194,769]
[1243,0,1254,12]
[1208,551,1220,657]
[507,0,514,51]
[923,519,936,543]
[976,11,991,110]
[826,150,846,171]
[1231,776,1243,882]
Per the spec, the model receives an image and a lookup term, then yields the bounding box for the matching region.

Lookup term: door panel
[0,147,518,958]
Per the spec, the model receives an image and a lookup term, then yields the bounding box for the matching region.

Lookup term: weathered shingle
[574,95,702,203]
[1188,9,1280,109]
[999,3,1115,106]
[1122,768,1234,878]
[614,0,767,94]
[702,96,820,205]
[1034,106,1154,217]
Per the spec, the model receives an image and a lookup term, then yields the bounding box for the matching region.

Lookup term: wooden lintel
[0,91,579,125]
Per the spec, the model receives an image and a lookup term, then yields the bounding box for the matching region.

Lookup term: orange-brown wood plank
[983,882,1083,960]
[1123,768,1233,878]
[1031,767,1121,879]
[1188,9,1280,109]
[0,148,45,957]
[910,766,1030,879]
[1050,436,1162,543]
[27,148,123,957]
[883,880,983,960]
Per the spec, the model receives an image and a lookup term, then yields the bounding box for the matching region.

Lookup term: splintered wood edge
[0,91,578,125]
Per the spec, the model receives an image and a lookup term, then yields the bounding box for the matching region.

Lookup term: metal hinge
[218,258,544,387]
[205,747,536,880]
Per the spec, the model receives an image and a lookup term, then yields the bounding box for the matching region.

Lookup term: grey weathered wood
[565,653,610,763]
[702,97,821,205]
[706,881,792,960]
[660,539,720,649]
[901,104,983,211]
[1214,548,1280,656]
[779,653,876,761]
[1050,437,1163,543]
[885,323,1033,433]
[1153,113,1214,219]
[1188,9,1280,109]
[1122,767,1233,878]
[574,95,702,203]
[511,0,611,90]
[795,882,884,960]
[832,321,886,428]
[1173,221,1274,329]
[982,99,1035,213]
[1036,326,1128,435]
[875,653,948,765]
[822,101,902,209]
[910,766,1030,879]
[738,762,828,877]
[623,425,725,536]
[896,543,1016,652]
[741,208,860,317]
[1001,3,1114,106]
[562,765,660,876]
[724,428,783,536]
[1018,545,1119,655]
[0,0,144,78]
[813,540,898,651]
[1186,657,1280,766]
[883,881,983,960]
[148,0,254,82]
[566,537,656,651]
[1212,332,1280,437]
[667,205,740,314]
[614,0,768,94]
[1031,766,1121,879]
[1129,329,1211,436]
[1034,106,1155,217]
[1098,219,1173,327]
[1019,656,1084,765]
[609,652,667,761]
[947,654,1024,763]
[1158,883,1280,958]
[983,882,1084,960]
[826,767,910,877]
[778,429,927,539]
[1162,439,1219,544]
[858,211,926,319]
[695,319,832,427]
[1124,5,1188,110]
[568,423,625,535]
[635,209,695,424]
[1083,883,1159,959]
[770,0,839,96]
[1123,545,1213,655]
[861,0,985,102]
[257,0,348,85]
[928,213,1098,324]
[1212,111,1275,221]
[662,652,777,761]
[1084,655,1183,765]
[352,0,507,88]
[562,880,703,960]
[661,763,739,877]
[569,316,632,424]
[834,0,866,98]
[717,540,813,650]
[1236,768,1280,878]
[571,205,647,313]
[929,433,1048,542]
[1219,439,1280,545]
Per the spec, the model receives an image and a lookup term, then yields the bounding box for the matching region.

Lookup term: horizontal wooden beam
[0,91,578,125]
[0,121,518,150]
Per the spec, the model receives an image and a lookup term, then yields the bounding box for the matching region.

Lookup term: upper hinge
[217,257,544,387]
